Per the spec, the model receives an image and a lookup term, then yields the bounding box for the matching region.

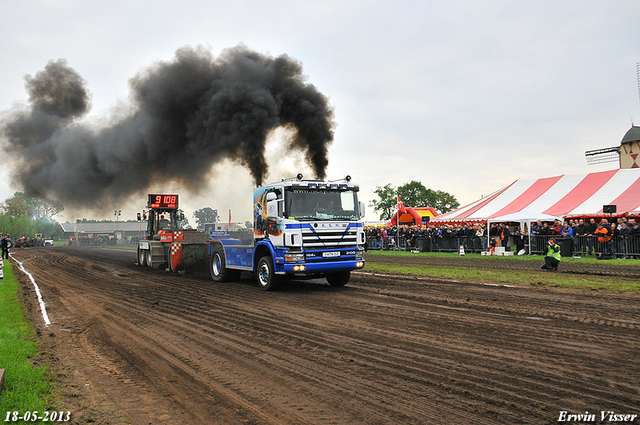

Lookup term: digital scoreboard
[148,194,179,209]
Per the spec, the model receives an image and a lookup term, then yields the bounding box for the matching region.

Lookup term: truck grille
[301,227,358,250]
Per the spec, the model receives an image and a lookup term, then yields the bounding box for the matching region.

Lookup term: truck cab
[209,174,366,290]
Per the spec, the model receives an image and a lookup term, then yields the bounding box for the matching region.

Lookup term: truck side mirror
[359,202,366,218]
[267,200,279,219]
[137,213,141,221]
[266,192,279,219]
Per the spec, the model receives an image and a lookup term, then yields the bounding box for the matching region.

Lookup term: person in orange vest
[594,223,611,255]
[499,223,510,248]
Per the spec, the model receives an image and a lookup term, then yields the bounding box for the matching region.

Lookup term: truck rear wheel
[137,247,147,267]
[326,271,350,287]
[256,255,279,291]
[210,244,241,282]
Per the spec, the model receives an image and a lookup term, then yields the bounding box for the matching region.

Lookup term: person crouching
[541,238,561,271]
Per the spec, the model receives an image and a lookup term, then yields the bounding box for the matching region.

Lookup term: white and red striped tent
[433,168,640,223]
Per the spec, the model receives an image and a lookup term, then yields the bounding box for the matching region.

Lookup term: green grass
[366,249,640,265]
[364,251,640,292]
[0,261,54,416]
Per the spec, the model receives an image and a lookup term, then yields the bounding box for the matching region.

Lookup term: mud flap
[171,243,183,271]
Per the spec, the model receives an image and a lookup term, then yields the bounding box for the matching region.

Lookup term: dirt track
[11,247,640,424]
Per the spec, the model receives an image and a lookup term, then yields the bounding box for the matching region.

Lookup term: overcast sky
[1,0,639,223]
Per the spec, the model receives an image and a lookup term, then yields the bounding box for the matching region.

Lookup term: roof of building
[621,125,640,144]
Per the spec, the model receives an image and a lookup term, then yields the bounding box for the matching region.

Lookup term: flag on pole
[397,195,407,214]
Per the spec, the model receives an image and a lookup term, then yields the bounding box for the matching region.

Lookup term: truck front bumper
[281,260,365,275]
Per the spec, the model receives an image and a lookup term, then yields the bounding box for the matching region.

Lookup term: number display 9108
[148,194,178,209]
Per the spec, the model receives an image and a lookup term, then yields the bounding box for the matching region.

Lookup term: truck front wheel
[256,256,279,291]
[210,245,241,282]
[326,271,350,287]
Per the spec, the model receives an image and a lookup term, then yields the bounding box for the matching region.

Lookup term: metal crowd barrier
[365,235,487,253]
[366,233,640,258]
[543,234,640,258]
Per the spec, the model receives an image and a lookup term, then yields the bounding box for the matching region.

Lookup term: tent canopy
[487,211,562,224]
[433,169,640,223]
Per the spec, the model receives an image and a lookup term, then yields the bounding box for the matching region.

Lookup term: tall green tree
[0,193,64,239]
[2,192,63,220]
[31,197,64,220]
[0,214,34,238]
[397,181,430,208]
[370,181,460,220]
[370,184,397,221]
[2,192,30,217]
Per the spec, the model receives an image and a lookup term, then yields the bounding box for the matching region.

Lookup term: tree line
[370,181,459,220]
[0,192,64,239]
[0,181,460,238]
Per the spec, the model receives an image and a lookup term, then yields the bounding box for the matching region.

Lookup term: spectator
[489,237,498,255]
[574,219,587,254]
[552,219,562,236]
[560,222,573,238]
[475,223,487,250]
[585,218,598,255]
[611,224,631,258]
[499,223,510,249]
[464,223,476,251]
[531,221,541,235]
[512,225,525,253]
[594,223,611,255]
[570,219,578,240]
[540,222,552,236]
[630,222,640,259]
[408,225,421,248]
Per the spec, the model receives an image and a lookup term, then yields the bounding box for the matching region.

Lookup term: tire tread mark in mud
[12,248,640,425]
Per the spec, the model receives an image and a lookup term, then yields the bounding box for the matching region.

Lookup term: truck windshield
[286,189,359,221]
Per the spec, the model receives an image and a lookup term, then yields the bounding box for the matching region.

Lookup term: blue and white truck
[136,175,366,290]
[209,174,366,290]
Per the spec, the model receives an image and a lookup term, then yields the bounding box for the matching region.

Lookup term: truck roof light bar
[282,173,305,182]
[327,175,352,183]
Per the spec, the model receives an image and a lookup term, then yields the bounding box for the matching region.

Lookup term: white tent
[433,169,640,222]
[488,210,563,254]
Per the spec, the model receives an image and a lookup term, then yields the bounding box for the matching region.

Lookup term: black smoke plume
[0,45,335,208]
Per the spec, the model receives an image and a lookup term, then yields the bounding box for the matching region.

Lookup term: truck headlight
[285,252,305,262]
[356,250,364,260]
